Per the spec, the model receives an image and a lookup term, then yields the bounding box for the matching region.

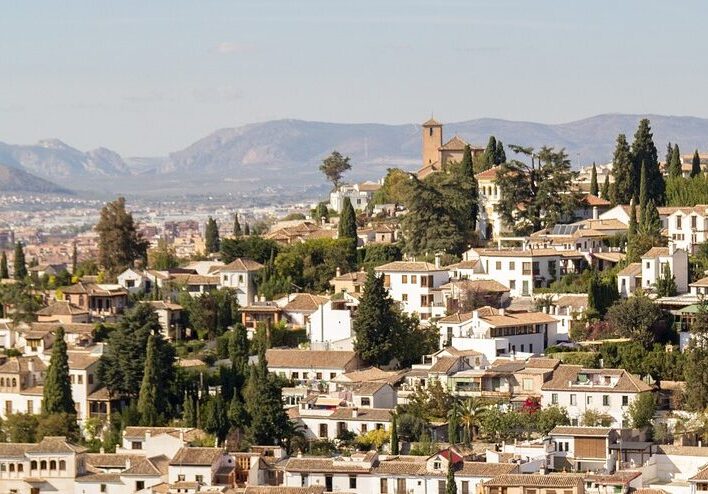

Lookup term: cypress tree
[665,142,674,174]
[71,242,78,275]
[639,161,649,213]
[42,327,75,415]
[460,145,479,231]
[229,324,250,376]
[590,162,599,196]
[611,134,633,205]
[228,392,248,430]
[587,272,598,318]
[182,393,197,427]
[630,118,664,205]
[13,242,27,280]
[494,140,506,165]
[669,144,682,177]
[626,202,639,263]
[446,456,458,494]
[655,262,677,297]
[244,223,250,236]
[0,251,8,279]
[315,202,329,224]
[601,175,610,201]
[353,270,401,366]
[692,150,702,178]
[205,217,221,254]
[448,407,458,444]
[137,335,162,426]
[641,200,661,237]
[233,214,242,237]
[482,136,497,170]
[390,413,399,455]
[338,197,358,266]
[243,348,289,445]
[202,394,230,445]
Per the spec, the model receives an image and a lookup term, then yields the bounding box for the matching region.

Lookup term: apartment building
[374,261,449,321]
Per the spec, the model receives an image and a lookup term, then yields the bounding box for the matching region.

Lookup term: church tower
[422,117,443,166]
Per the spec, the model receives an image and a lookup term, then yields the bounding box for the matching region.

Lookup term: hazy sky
[1,0,706,156]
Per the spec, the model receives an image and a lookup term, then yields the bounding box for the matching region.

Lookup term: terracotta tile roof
[123,426,201,440]
[690,276,708,288]
[542,365,653,393]
[442,347,484,358]
[147,300,183,311]
[422,117,441,126]
[353,381,391,395]
[576,218,628,230]
[550,426,612,437]
[440,279,509,293]
[656,445,708,457]
[265,349,360,370]
[445,260,480,270]
[242,487,326,494]
[585,471,642,485]
[618,262,641,277]
[439,135,470,151]
[0,443,34,457]
[554,294,589,309]
[36,301,88,317]
[169,447,225,466]
[334,367,404,385]
[473,248,561,258]
[357,181,381,192]
[592,252,626,263]
[0,355,45,374]
[76,473,122,482]
[29,322,95,334]
[61,282,127,296]
[633,490,668,494]
[331,271,368,284]
[328,407,394,422]
[438,312,473,324]
[476,166,502,181]
[458,462,519,476]
[171,274,220,285]
[374,261,445,272]
[372,457,427,475]
[581,194,611,207]
[524,357,561,369]
[474,306,558,328]
[285,457,374,473]
[220,258,265,272]
[122,456,163,476]
[428,356,466,374]
[283,293,329,313]
[642,247,670,258]
[85,453,144,469]
[67,351,99,370]
[484,474,584,488]
[27,436,87,454]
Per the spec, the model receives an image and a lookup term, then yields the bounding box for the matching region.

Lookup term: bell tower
[422,117,443,166]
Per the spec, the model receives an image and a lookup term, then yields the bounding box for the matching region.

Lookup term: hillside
[0,163,73,194]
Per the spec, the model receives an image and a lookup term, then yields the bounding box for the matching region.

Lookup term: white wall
[309,302,352,346]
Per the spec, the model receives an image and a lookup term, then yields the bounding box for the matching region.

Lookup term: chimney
[434,254,441,269]
[499,308,506,316]
[336,267,341,278]
[125,458,131,469]
[592,206,599,220]
[100,446,105,454]
[145,430,151,440]
[352,407,358,418]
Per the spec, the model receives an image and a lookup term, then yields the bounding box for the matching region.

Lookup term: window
[587,396,592,405]
[319,424,328,438]
[78,374,83,384]
[136,481,145,491]
[131,441,142,450]
[316,372,322,380]
[522,262,532,275]
[59,460,66,471]
[384,275,390,287]
[438,480,446,494]
[361,424,368,433]
[380,478,389,493]
[27,400,33,414]
[30,461,37,470]
[238,275,244,283]
[376,423,384,430]
[40,461,47,470]
[552,393,558,404]
[495,261,502,270]
[411,275,417,284]
[509,280,516,290]
[88,374,94,385]
[397,479,406,493]
[292,372,299,379]
[570,394,577,406]
[17,464,23,472]
[646,261,650,269]
[622,395,629,406]
[692,215,698,229]
[402,275,408,283]
[522,280,530,296]
[100,485,106,493]
[603,395,610,406]
[178,474,186,481]
[196,475,204,483]
[349,475,357,489]
[509,261,515,270]
[676,215,682,229]
[401,293,408,302]
[5,401,11,415]
[361,397,371,407]
[301,474,309,487]
[330,372,337,379]
[126,279,135,287]
[462,481,470,494]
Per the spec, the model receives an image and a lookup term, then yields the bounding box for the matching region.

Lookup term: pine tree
[639,161,649,213]
[481,136,497,170]
[692,150,702,178]
[494,141,506,165]
[353,270,402,366]
[13,242,27,280]
[137,335,162,426]
[601,175,610,201]
[446,456,458,494]
[631,118,664,205]
[590,162,599,196]
[669,144,682,177]
[42,328,75,415]
[95,197,148,275]
[390,413,399,455]
[0,251,8,279]
[233,214,242,237]
[205,217,221,254]
[655,262,677,297]
[611,134,634,205]
[338,197,358,266]
[71,242,78,275]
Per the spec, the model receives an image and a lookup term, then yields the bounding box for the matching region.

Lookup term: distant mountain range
[0,163,73,194]
[2,113,708,196]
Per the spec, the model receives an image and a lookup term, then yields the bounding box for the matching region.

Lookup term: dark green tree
[0,251,8,279]
[182,393,197,427]
[233,214,242,237]
[205,217,221,254]
[229,324,250,374]
[631,118,663,205]
[244,223,250,236]
[691,149,702,178]
[446,457,457,494]
[338,197,358,266]
[654,262,677,297]
[590,162,599,196]
[353,270,401,366]
[137,335,163,426]
[320,150,352,190]
[601,174,610,201]
[481,136,497,171]
[13,242,27,280]
[611,134,634,205]
[628,392,656,429]
[314,202,330,223]
[447,406,459,444]
[42,327,75,415]
[684,302,708,411]
[202,394,230,445]
[669,144,682,178]
[495,146,580,235]
[243,349,290,445]
[639,161,649,213]
[640,200,662,237]
[95,197,149,275]
[71,242,78,275]
[494,140,506,165]
[665,142,674,175]
[606,295,663,349]
[390,413,399,455]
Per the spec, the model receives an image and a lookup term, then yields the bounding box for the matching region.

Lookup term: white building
[217,258,264,307]
[640,246,689,294]
[329,182,381,213]
[541,365,653,427]
[168,447,233,487]
[309,296,357,350]
[662,206,708,255]
[548,426,615,472]
[265,349,362,387]
[617,263,642,298]
[690,276,708,297]
[374,261,449,321]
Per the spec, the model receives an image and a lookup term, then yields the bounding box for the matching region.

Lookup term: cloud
[215,42,256,55]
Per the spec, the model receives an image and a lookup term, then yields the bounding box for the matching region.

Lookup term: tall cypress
[669,144,682,178]
[494,141,506,165]
[611,134,633,205]
[630,118,663,205]
[205,217,221,254]
[665,142,674,174]
[137,335,162,426]
[244,223,250,236]
[639,161,649,213]
[461,145,479,230]
[590,162,599,196]
[13,242,27,280]
[353,270,401,366]
[482,136,497,170]
[390,413,399,455]
[0,251,8,279]
[229,324,250,376]
[338,197,358,267]
[233,214,242,237]
[691,150,702,178]
[601,175,610,201]
[42,327,75,415]
[446,457,458,494]
[71,242,78,275]
[641,200,661,237]
[626,202,639,263]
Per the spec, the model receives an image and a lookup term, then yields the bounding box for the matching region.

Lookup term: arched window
[49,460,56,470]
[0,377,4,386]
[9,463,15,472]
[17,464,23,472]
[59,460,66,471]
[30,460,37,470]
[11,378,16,388]
[40,460,47,470]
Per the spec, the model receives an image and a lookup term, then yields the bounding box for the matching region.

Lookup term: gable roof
[283,293,329,313]
[642,247,671,259]
[476,166,502,181]
[484,474,584,488]
[439,135,469,151]
[36,301,89,317]
[542,365,653,393]
[374,261,444,272]
[550,426,613,437]
[618,262,641,277]
[169,447,225,466]
[473,306,557,327]
[220,258,265,272]
[265,349,360,370]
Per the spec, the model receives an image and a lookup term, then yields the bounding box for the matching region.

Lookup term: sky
[1,0,707,156]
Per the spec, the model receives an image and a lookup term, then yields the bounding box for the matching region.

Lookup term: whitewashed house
[168,447,233,487]
[265,349,362,386]
[309,295,357,351]
[374,261,449,321]
[329,181,381,213]
[217,258,264,307]
[640,246,689,294]
[662,206,708,254]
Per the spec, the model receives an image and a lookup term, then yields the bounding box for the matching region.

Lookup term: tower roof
[422,117,442,127]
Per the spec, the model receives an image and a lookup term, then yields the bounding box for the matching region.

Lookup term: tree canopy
[320,150,352,190]
[95,197,148,276]
[42,327,75,415]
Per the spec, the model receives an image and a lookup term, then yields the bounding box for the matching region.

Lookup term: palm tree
[457,398,488,445]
